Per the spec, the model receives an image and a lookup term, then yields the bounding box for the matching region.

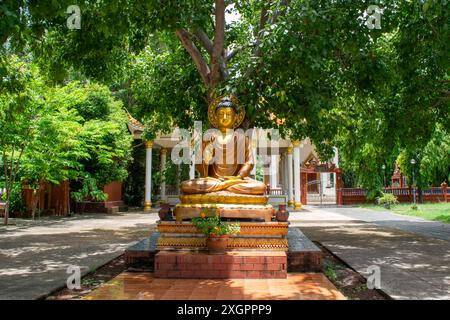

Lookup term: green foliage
[191,209,240,237]
[48,81,133,200]
[71,173,108,202]
[376,193,399,209]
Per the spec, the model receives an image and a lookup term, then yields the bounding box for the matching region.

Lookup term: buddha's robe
[180,132,266,195]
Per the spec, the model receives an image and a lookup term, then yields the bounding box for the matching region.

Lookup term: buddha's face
[216,107,235,130]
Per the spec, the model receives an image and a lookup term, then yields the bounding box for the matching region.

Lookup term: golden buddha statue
[174,96,274,222]
[180,96,266,195]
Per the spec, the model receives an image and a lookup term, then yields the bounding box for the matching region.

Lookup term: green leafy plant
[376,193,399,209]
[191,209,240,237]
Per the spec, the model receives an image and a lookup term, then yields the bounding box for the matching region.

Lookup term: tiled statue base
[155,251,287,279]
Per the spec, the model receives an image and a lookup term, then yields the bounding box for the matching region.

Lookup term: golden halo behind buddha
[208,95,245,129]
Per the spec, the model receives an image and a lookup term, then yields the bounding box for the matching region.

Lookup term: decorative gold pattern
[157,237,288,250]
[157,222,289,236]
[294,201,302,210]
[144,141,154,148]
[208,95,245,129]
[160,148,167,155]
[180,194,269,205]
[292,140,301,148]
[287,147,293,154]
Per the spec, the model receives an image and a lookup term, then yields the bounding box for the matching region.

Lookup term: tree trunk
[4,198,9,225]
[32,189,38,220]
[3,186,12,225]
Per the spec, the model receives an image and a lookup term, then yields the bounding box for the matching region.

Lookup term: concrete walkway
[291,206,450,300]
[0,212,159,300]
[317,206,450,242]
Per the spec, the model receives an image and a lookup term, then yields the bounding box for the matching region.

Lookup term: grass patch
[361,202,450,223]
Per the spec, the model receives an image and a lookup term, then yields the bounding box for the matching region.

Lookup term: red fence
[342,186,449,205]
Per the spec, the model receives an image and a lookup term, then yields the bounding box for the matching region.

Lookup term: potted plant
[191,209,240,253]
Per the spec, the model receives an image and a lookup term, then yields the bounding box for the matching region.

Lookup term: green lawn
[360,202,450,223]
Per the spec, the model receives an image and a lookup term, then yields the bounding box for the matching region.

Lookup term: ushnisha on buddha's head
[215,97,236,132]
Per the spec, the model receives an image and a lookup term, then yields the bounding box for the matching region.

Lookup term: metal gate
[306,173,337,205]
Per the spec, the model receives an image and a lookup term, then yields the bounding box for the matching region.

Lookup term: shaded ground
[0,211,158,300]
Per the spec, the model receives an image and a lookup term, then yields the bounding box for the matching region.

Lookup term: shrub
[191,208,240,237]
[376,192,399,209]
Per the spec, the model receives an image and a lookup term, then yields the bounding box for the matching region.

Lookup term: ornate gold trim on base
[157,221,289,236]
[157,237,288,250]
[180,194,268,205]
[294,201,302,210]
[174,204,274,222]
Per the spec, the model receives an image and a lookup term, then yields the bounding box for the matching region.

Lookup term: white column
[280,154,285,194]
[189,142,195,180]
[160,148,167,202]
[144,141,153,211]
[270,154,278,189]
[287,147,294,207]
[293,141,301,210]
[284,153,289,195]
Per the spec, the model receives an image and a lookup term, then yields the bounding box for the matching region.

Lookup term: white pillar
[270,154,278,189]
[160,148,167,202]
[189,142,195,180]
[280,154,285,194]
[144,141,153,211]
[287,147,294,207]
[284,153,289,196]
[293,141,301,210]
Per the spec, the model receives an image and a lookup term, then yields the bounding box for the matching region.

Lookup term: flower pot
[206,235,229,253]
[276,204,289,222]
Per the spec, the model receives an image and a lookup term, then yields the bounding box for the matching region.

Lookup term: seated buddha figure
[180,96,267,196]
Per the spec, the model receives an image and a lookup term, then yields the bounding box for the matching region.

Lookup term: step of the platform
[154,251,287,279]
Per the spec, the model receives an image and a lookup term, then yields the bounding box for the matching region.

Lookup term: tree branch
[253,4,270,57]
[194,29,213,55]
[210,0,226,87]
[175,29,211,86]
[270,0,290,25]
[226,43,256,61]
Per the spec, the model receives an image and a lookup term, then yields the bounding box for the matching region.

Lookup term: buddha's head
[215,97,236,131]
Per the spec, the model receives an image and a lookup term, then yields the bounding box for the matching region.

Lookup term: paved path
[0,212,159,300]
[291,206,450,299]
[314,206,450,242]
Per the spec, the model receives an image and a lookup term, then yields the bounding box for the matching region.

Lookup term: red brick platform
[155,251,287,279]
